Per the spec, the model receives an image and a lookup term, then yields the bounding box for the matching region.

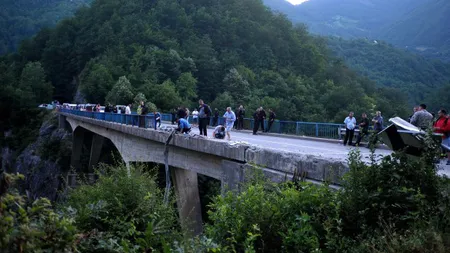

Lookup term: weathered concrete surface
[88,134,105,171]
[62,113,350,184]
[245,146,347,185]
[172,167,203,236]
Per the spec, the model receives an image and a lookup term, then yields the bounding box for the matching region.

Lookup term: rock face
[13,115,72,201]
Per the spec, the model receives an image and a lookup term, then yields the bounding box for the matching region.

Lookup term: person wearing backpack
[433,109,450,165]
[198,99,211,136]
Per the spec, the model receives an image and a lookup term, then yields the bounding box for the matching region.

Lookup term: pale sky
[286,0,309,4]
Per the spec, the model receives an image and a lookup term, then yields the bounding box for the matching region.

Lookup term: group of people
[172,100,237,141]
[252,107,276,135]
[170,102,278,141]
[343,111,384,147]
[341,103,450,165]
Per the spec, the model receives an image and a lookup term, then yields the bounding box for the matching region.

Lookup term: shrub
[0,173,76,252]
[62,164,179,252]
[205,178,336,252]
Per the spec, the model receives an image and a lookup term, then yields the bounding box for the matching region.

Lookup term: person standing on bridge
[213,108,219,126]
[265,109,276,132]
[177,106,186,120]
[237,105,245,130]
[410,104,433,130]
[433,109,450,165]
[154,111,161,128]
[355,113,370,147]
[223,107,236,141]
[171,108,177,125]
[252,108,260,135]
[139,101,148,128]
[125,104,131,114]
[343,112,357,146]
[198,99,211,136]
[258,107,266,133]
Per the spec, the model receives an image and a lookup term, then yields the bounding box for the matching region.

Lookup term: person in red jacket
[433,109,450,165]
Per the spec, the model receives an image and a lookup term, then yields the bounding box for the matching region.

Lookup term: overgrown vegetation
[1,147,450,252]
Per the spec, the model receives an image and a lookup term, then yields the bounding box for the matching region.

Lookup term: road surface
[160,122,450,177]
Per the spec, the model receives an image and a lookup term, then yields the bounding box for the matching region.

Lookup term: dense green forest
[0,0,91,55]
[0,0,409,130]
[264,0,450,62]
[327,38,450,105]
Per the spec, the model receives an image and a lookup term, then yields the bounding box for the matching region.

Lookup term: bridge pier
[172,167,203,236]
[58,114,67,129]
[71,128,86,172]
[88,134,105,172]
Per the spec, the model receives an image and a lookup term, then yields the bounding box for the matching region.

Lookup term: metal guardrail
[162,113,345,139]
[59,109,367,140]
[60,108,156,129]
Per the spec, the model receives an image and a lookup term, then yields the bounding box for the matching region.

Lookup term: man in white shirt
[223,107,236,141]
[125,104,131,114]
[343,112,357,146]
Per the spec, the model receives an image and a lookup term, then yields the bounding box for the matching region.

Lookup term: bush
[62,164,179,252]
[325,149,450,252]
[0,173,76,252]
[205,177,336,252]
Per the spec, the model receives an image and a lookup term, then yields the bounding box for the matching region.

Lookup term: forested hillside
[264,0,450,61]
[327,38,450,105]
[0,0,91,55]
[0,0,409,130]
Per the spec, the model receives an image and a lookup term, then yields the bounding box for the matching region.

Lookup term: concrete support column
[172,167,203,236]
[71,129,85,172]
[221,160,245,194]
[58,115,67,129]
[88,134,105,172]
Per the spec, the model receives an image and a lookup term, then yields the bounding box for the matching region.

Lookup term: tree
[176,72,198,102]
[79,62,114,104]
[223,68,250,104]
[105,76,134,105]
[18,61,53,107]
[211,92,236,113]
[144,80,182,111]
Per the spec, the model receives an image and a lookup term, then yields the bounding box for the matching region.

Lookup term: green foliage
[0,0,91,55]
[105,76,134,105]
[144,79,182,112]
[206,177,335,252]
[0,0,410,122]
[63,164,179,252]
[327,38,450,106]
[18,61,53,107]
[176,72,198,103]
[0,173,76,252]
[79,61,114,104]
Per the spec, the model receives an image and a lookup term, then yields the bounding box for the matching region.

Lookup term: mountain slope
[327,37,450,105]
[264,0,449,61]
[382,0,450,61]
[0,0,409,124]
[0,0,91,55]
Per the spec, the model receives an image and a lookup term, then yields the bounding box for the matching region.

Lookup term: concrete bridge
[58,111,362,235]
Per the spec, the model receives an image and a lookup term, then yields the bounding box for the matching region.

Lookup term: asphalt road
[160,122,450,177]
[161,122,391,161]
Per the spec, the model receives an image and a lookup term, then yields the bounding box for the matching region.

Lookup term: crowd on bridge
[57,99,450,164]
[341,103,450,165]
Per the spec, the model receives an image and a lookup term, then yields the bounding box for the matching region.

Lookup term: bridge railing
[162,113,345,139]
[60,109,346,139]
[60,108,156,129]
